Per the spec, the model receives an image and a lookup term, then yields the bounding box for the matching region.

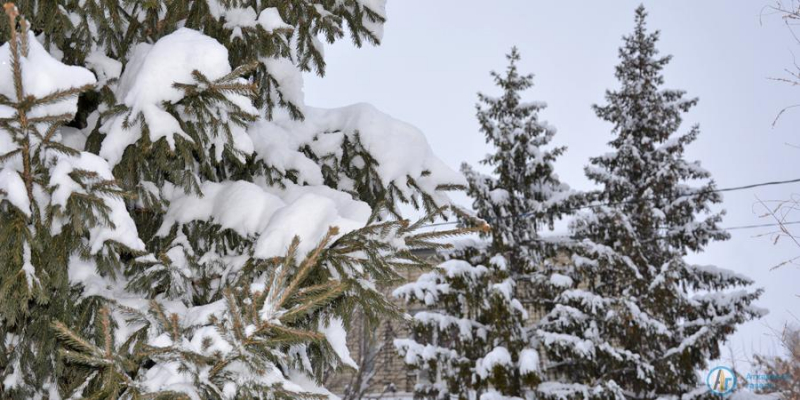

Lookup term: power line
[711,177,800,193]
[422,177,800,230]
[429,220,800,232]
[510,220,800,245]
[725,220,800,231]
[556,176,800,214]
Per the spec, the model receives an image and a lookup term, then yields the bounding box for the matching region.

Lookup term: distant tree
[534,6,765,399]
[395,48,573,400]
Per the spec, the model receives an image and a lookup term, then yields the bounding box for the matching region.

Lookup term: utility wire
[533,176,800,216]
[426,220,800,232]
[422,177,800,230]
[725,220,800,231]
[561,176,800,213]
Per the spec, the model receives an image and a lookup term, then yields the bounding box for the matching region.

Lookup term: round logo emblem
[707,366,737,395]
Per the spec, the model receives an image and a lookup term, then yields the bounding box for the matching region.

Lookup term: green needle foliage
[0,1,468,398]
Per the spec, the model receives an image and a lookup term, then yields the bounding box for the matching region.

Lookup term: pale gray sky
[305,1,800,366]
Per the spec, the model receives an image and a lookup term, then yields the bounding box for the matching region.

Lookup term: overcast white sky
[305,1,800,366]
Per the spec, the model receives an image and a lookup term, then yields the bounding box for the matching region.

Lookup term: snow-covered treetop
[585,4,726,254]
[464,47,573,272]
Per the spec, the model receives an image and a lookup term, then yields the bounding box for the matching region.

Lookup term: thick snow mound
[257,8,292,32]
[476,346,511,379]
[117,28,230,113]
[101,28,256,166]
[0,167,30,216]
[50,152,145,253]
[0,32,96,120]
[519,348,540,374]
[253,185,371,259]
[308,104,465,189]
[158,181,371,259]
[158,181,284,237]
[249,103,465,203]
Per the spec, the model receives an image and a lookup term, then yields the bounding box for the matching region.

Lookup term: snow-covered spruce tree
[534,6,765,399]
[0,1,470,399]
[395,48,573,400]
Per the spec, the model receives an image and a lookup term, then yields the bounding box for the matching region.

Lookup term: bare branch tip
[3,3,17,17]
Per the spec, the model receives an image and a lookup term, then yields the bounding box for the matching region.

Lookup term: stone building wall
[326,260,429,399]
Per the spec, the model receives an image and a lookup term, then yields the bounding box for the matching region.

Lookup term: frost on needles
[0,2,468,399]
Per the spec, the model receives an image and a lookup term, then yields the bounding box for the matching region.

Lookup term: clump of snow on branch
[100,28,256,165]
[249,103,466,205]
[0,32,94,117]
[157,181,371,259]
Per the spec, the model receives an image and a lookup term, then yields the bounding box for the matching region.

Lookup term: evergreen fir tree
[0,1,470,398]
[534,6,765,399]
[395,48,572,400]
